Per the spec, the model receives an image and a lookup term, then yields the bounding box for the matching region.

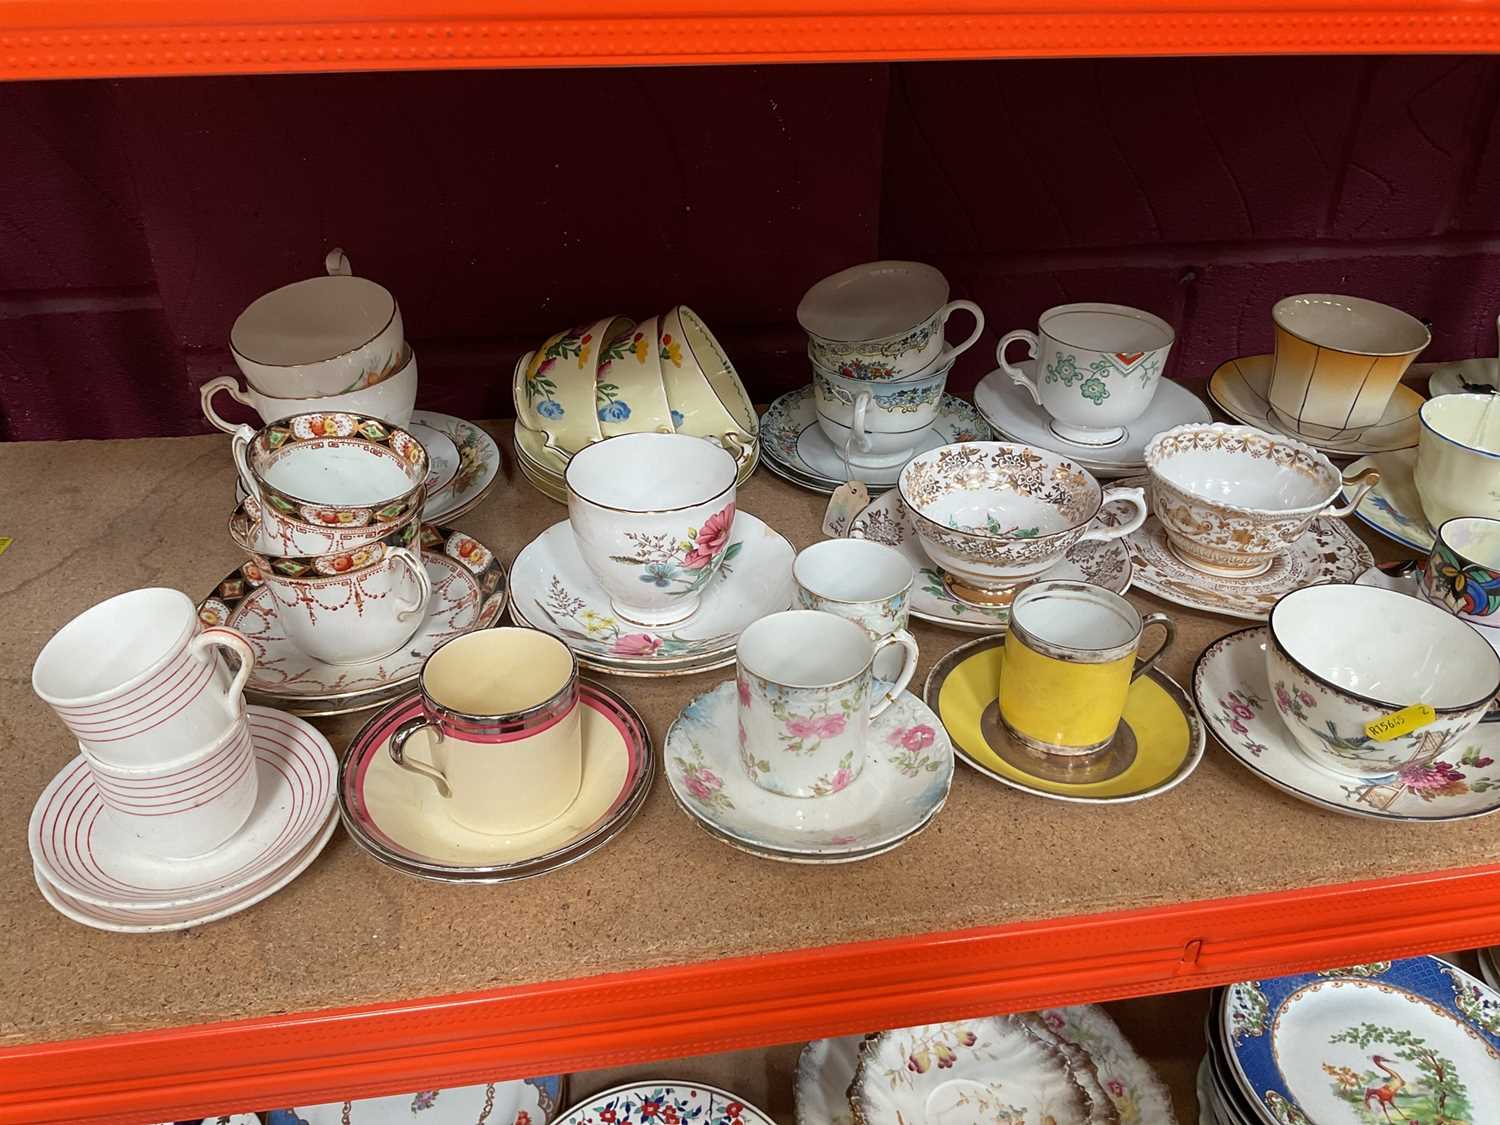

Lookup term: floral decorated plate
[1038,1007,1177,1124]
[974,361,1211,476]
[408,412,501,523]
[557,1081,773,1125]
[508,513,793,673]
[339,682,652,882]
[759,385,990,493]
[1341,449,1434,553]
[1193,628,1500,821]
[1221,957,1500,1124]
[665,681,953,857]
[848,488,1133,633]
[200,524,509,708]
[849,1016,1102,1125]
[1208,354,1424,456]
[268,1075,564,1125]
[925,636,1203,804]
[1114,476,1373,622]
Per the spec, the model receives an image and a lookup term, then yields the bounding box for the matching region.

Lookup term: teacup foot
[942,574,1026,608]
[980,700,1137,782]
[1164,538,1275,579]
[610,595,701,628]
[1050,420,1128,447]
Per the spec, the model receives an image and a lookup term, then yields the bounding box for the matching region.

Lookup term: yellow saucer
[924,636,1203,802]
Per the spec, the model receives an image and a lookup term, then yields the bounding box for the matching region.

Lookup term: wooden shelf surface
[2,422,1499,1124]
[6,1,1500,81]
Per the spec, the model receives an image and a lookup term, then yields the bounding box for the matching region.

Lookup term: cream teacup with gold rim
[200,349,418,433]
[736,610,919,798]
[1415,393,1500,527]
[998,581,1173,757]
[389,628,583,835]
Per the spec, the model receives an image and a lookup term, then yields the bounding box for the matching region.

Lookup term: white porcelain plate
[558,1082,774,1125]
[1208,354,1424,456]
[1115,476,1373,622]
[509,513,793,672]
[199,524,509,705]
[30,706,338,908]
[974,361,1211,475]
[1193,627,1500,821]
[1341,448,1435,552]
[759,385,991,492]
[848,487,1134,633]
[666,682,953,858]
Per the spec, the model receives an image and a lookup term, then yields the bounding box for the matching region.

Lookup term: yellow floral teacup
[658,305,758,463]
[595,315,676,437]
[514,315,632,461]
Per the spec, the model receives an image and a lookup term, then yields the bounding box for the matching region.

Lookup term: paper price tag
[822,480,871,539]
[1365,703,1437,741]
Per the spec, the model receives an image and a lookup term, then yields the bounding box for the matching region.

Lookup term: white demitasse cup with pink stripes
[32,588,256,769]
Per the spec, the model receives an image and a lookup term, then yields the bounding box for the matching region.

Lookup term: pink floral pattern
[887,724,943,778]
[612,633,663,657]
[684,504,736,569]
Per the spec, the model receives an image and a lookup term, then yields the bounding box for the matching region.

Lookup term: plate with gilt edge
[557,1081,774,1125]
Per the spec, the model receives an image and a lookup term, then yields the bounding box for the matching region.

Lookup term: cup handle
[388,547,432,622]
[937,299,985,361]
[870,628,920,719]
[201,377,255,435]
[191,625,256,718]
[325,247,352,276]
[716,431,756,469]
[996,329,1043,404]
[230,424,262,506]
[1327,467,1381,517]
[1078,486,1148,543]
[388,717,451,797]
[850,391,874,453]
[1130,613,1175,683]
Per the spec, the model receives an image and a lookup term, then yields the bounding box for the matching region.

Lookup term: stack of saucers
[29,588,338,932]
[1199,956,1500,1124]
[513,306,760,502]
[799,1007,1174,1125]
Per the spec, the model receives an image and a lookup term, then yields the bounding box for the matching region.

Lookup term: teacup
[1144,423,1379,577]
[32,588,255,769]
[595,316,676,437]
[898,442,1147,606]
[1266,583,1500,778]
[200,348,417,433]
[1267,293,1429,440]
[229,503,422,579]
[514,315,634,462]
[999,581,1174,756]
[811,358,949,468]
[81,716,258,860]
[793,538,914,679]
[1420,517,1500,642]
[996,303,1174,447]
[735,610,919,798]
[565,432,739,627]
[1415,393,1500,527]
[231,264,406,399]
[231,411,429,555]
[798,261,984,381]
[389,629,583,835]
[259,546,432,665]
[658,305,759,459]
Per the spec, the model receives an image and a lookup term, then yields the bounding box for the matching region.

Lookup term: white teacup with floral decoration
[793,539,914,679]
[565,432,739,627]
[811,358,950,468]
[736,610,919,798]
[260,547,433,665]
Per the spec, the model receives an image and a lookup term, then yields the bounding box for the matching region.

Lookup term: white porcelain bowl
[1267,583,1500,778]
[897,442,1146,605]
[1145,423,1376,577]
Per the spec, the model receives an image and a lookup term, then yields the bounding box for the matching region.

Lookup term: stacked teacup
[797,261,985,470]
[200,250,417,433]
[228,412,433,665]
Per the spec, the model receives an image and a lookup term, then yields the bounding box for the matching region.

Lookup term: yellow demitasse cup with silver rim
[999,581,1174,756]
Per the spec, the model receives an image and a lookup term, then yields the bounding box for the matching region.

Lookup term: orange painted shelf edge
[6,0,1500,80]
[4,862,1500,1125]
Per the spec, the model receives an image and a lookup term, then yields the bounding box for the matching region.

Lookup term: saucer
[1427,356,1500,397]
[925,635,1202,803]
[30,706,338,909]
[272,1076,565,1125]
[559,1082,774,1125]
[1341,448,1434,552]
[35,811,338,933]
[759,385,991,493]
[847,488,1134,633]
[1115,476,1373,621]
[1194,627,1500,821]
[1208,354,1424,456]
[508,513,793,674]
[339,681,653,882]
[665,681,953,858]
[973,360,1212,475]
[200,524,509,710]
[409,411,501,523]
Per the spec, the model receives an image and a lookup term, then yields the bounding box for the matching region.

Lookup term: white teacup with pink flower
[565,432,740,628]
[735,610,918,798]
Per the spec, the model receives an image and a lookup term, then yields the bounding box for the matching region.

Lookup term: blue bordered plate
[1221,956,1500,1123]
